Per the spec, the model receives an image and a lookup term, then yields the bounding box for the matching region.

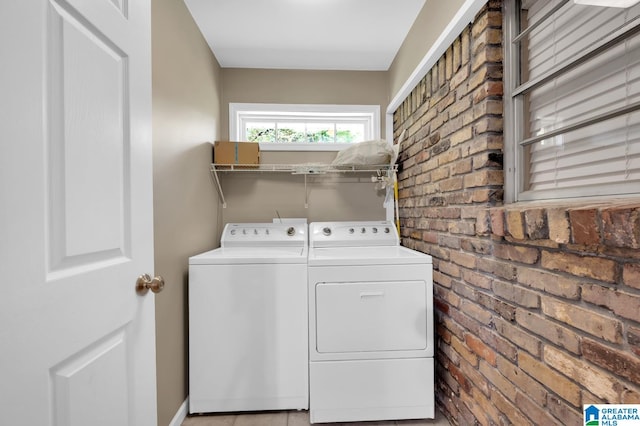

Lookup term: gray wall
[152,0,222,424]
[388,0,467,100]
[218,68,391,224]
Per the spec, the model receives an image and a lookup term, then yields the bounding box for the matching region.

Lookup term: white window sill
[258,142,353,152]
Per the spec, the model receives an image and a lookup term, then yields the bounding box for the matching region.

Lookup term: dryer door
[315,280,427,353]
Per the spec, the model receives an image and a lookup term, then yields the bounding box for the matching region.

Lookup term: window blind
[516,0,640,199]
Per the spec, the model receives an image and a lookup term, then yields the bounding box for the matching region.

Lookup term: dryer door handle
[360,291,385,298]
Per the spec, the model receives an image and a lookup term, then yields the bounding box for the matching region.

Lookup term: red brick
[492,280,540,308]
[601,205,640,249]
[515,308,581,354]
[459,356,490,397]
[491,389,532,426]
[434,298,450,315]
[471,188,503,203]
[449,221,475,235]
[461,237,493,255]
[465,333,497,366]
[451,334,478,367]
[582,338,640,384]
[506,210,526,240]
[493,316,541,356]
[440,176,463,192]
[541,297,623,343]
[476,210,491,236]
[524,208,549,240]
[547,207,571,244]
[568,208,600,245]
[431,165,450,182]
[489,208,505,236]
[423,206,460,219]
[628,325,640,357]
[450,250,477,269]
[514,391,559,425]
[478,326,518,361]
[541,251,617,283]
[516,267,581,300]
[546,394,583,426]
[451,307,482,336]
[436,285,461,308]
[438,234,461,249]
[434,270,452,288]
[544,345,619,403]
[493,243,539,264]
[582,284,640,323]
[496,356,548,406]
[442,316,465,341]
[478,257,517,281]
[479,359,516,399]
[518,351,581,406]
[476,292,516,322]
[461,269,492,290]
[622,388,640,404]
[460,384,500,425]
[460,299,492,326]
[447,360,472,394]
[623,263,640,290]
[452,158,473,175]
[475,116,503,134]
[450,63,470,90]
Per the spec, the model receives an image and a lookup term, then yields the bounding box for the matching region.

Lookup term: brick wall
[393,2,640,425]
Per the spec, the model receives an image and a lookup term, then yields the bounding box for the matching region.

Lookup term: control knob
[322,227,332,236]
[287,226,296,236]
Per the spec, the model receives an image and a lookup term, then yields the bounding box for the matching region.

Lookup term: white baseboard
[168,397,189,426]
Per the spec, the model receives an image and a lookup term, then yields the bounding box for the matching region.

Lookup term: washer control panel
[310,221,399,247]
[221,223,307,247]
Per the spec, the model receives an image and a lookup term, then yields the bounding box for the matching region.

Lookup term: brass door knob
[136,274,165,294]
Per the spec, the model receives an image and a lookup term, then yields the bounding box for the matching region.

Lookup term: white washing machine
[307,221,434,424]
[188,222,308,414]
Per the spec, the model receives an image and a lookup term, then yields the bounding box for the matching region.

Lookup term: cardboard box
[213,141,260,166]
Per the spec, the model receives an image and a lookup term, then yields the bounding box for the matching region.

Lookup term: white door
[0,0,157,425]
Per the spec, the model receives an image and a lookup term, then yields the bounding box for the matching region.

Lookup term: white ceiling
[183,0,426,71]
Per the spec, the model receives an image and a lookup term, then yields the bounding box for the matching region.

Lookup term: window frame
[229,103,381,151]
[503,0,640,203]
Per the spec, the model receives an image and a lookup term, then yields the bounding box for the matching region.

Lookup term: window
[230,103,380,151]
[504,0,640,201]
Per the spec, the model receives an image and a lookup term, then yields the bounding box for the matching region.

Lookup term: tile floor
[182,410,452,426]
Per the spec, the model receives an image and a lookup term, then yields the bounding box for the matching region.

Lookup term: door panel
[48,0,130,273]
[51,329,129,426]
[0,0,156,424]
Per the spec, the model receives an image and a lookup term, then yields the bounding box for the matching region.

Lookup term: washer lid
[189,246,308,264]
[308,245,432,266]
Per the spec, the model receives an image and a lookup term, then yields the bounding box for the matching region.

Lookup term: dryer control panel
[310,221,399,248]
[221,223,307,247]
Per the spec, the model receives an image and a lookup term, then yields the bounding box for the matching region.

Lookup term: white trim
[168,397,189,426]
[258,142,356,152]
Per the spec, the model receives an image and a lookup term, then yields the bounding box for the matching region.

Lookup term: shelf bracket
[210,166,227,208]
[304,173,308,209]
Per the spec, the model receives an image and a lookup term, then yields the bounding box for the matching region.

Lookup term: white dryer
[307,221,434,424]
[188,222,308,414]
